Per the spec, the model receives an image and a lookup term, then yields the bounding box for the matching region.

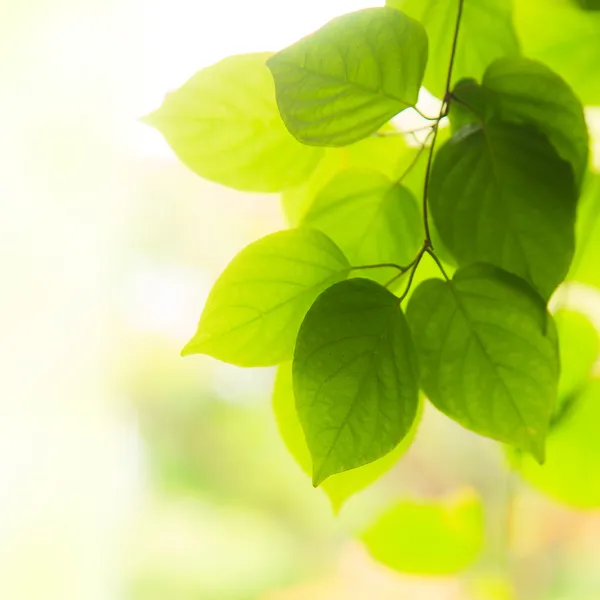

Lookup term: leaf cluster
[144,0,600,576]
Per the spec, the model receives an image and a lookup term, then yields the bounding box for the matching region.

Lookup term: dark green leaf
[293,278,419,485]
[388,0,520,99]
[273,363,422,511]
[430,121,578,299]
[514,0,600,105]
[452,58,589,185]
[579,0,600,9]
[281,131,414,225]
[568,172,600,288]
[407,264,559,460]
[182,228,350,367]
[301,171,422,282]
[142,53,323,192]
[361,488,484,574]
[267,7,427,146]
[515,379,600,508]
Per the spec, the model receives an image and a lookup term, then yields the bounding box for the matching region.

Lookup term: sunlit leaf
[514,0,600,105]
[267,7,427,146]
[281,131,414,225]
[142,53,322,192]
[430,121,578,299]
[272,363,422,511]
[515,379,600,508]
[452,57,589,186]
[182,228,350,367]
[407,264,559,460]
[388,0,519,99]
[568,172,600,288]
[301,170,422,283]
[555,309,598,400]
[361,487,484,574]
[293,278,419,485]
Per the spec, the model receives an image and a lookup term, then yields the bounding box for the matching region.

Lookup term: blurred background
[1,1,600,599]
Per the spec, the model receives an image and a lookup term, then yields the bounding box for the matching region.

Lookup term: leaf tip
[312,466,329,488]
[180,340,197,357]
[138,110,158,128]
[528,434,546,465]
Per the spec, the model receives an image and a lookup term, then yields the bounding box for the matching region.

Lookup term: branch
[422,0,465,245]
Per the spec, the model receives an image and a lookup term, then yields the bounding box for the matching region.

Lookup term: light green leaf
[182,228,350,367]
[281,131,414,225]
[430,121,578,299]
[301,170,422,283]
[568,172,600,288]
[142,53,322,192]
[515,379,600,508]
[361,488,484,575]
[272,363,422,511]
[293,278,419,485]
[452,58,589,186]
[407,264,559,460]
[555,309,599,400]
[514,0,600,105]
[267,7,427,146]
[388,0,520,99]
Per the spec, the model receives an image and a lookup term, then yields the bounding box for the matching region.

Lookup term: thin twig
[397,250,426,303]
[395,128,435,187]
[413,106,441,121]
[422,0,465,246]
[426,247,450,281]
[373,124,435,138]
[351,262,409,273]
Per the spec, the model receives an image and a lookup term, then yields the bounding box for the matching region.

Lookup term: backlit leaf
[430,121,578,299]
[301,170,422,282]
[568,172,600,288]
[267,7,427,146]
[407,264,559,460]
[514,0,600,105]
[452,58,589,186]
[272,363,422,511]
[142,53,322,192]
[555,309,598,400]
[182,228,350,367]
[516,380,600,508]
[361,487,484,574]
[281,131,414,225]
[388,0,519,99]
[293,278,419,485]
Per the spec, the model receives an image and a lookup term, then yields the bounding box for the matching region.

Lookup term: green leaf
[579,0,600,9]
[361,488,484,575]
[555,309,599,400]
[452,58,589,186]
[272,363,422,511]
[293,278,419,485]
[429,121,578,299]
[281,131,414,225]
[407,264,559,460]
[568,172,600,288]
[182,228,350,367]
[267,7,428,146]
[515,379,600,508]
[514,0,600,105]
[388,0,520,99]
[142,53,322,192]
[301,171,422,282]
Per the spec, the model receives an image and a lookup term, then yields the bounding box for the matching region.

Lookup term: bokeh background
[1,1,600,599]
